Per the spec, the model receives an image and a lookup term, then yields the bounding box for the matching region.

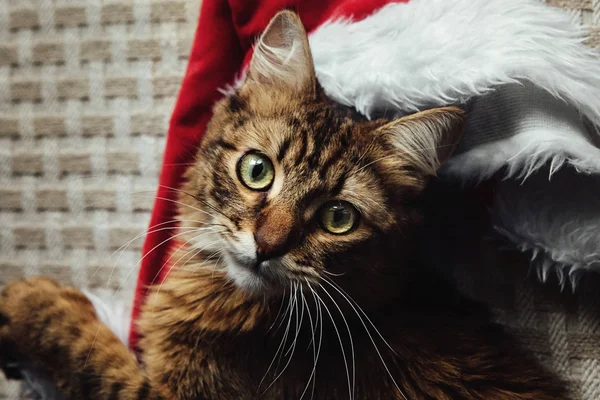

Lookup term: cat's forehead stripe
[276,137,291,162]
[318,141,346,180]
[227,94,247,113]
[294,128,309,166]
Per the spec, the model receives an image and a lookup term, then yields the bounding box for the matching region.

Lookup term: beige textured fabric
[0,0,599,399]
[0,0,199,398]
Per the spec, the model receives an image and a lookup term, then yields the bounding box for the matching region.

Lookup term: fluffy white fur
[310,0,600,122]
[493,168,600,289]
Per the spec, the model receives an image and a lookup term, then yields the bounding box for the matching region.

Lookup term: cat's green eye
[318,201,359,235]
[237,152,275,191]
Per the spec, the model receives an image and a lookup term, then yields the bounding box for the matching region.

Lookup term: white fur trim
[440,82,600,183]
[308,0,600,180]
[310,0,600,121]
[307,0,600,278]
[492,168,600,290]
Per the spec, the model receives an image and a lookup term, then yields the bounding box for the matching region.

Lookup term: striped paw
[0,277,97,381]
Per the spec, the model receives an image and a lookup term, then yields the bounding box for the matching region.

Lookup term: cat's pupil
[251,162,264,179]
[333,210,345,223]
[330,206,350,226]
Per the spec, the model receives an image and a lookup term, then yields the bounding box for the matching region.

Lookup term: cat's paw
[0,277,97,378]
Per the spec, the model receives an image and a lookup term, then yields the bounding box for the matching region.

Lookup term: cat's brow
[215,138,238,151]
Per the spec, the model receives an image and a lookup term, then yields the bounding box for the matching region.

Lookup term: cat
[0,11,568,400]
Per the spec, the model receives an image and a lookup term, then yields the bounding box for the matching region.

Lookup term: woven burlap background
[1,0,599,398]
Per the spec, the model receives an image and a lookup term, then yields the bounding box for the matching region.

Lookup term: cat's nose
[254,207,298,262]
[254,235,284,262]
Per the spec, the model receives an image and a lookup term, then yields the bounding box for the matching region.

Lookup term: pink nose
[254,207,297,262]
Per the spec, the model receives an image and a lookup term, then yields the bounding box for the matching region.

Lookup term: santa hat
[130,0,600,350]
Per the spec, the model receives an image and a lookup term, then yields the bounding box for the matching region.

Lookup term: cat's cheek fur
[228,231,258,261]
[188,230,226,256]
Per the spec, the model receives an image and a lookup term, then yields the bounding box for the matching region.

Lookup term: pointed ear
[377,107,466,175]
[247,11,316,94]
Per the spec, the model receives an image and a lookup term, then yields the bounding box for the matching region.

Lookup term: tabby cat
[0,11,568,400]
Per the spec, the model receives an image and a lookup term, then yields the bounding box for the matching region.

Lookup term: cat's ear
[247,11,316,94]
[377,107,466,175]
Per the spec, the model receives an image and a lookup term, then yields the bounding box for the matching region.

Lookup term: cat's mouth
[224,252,283,292]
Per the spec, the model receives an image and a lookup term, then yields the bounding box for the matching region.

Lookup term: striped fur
[0,11,568,400]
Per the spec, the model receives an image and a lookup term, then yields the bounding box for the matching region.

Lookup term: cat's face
[177,11,464,296]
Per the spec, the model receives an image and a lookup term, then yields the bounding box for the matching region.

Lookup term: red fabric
[129,0,409,351]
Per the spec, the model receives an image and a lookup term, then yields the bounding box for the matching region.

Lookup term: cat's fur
[0,11,568,400]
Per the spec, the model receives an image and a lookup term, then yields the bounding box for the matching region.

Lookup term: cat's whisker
[356,154,398,173]
[147,234,220,311]
[312,283,324,400]
[301,289,316,351]
[168,244,221,276]
[322,269,346,277]
[141,227,222,281]
[110,228,217,300]
[267,283,301,389]
[273,283,296,333]
[157,184,231,221]
[83,229,221,373]
[150,226,223,276]
[299,281,320,400]
[219,275,235,289]
[309,284,352,400]
[102,224,220,289]
[324,278,397,355]
[69,188,211,215]
[267,286,289,333]
[109,219,212,262]
[321,278,408,400]
[319,284,356,400]
[153,196,221,221]
[210,251,226,280]
[137,228,221,310]
[152,237,224,309]
[160,162,198,167]
[88,218,201,284]
[148,241,222,315]
[182,248,224,273]
[285,284,305,357]
[303,287,322,393]
[89,225,171,286]
[173,249,223,274]
[260,283,295,390]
